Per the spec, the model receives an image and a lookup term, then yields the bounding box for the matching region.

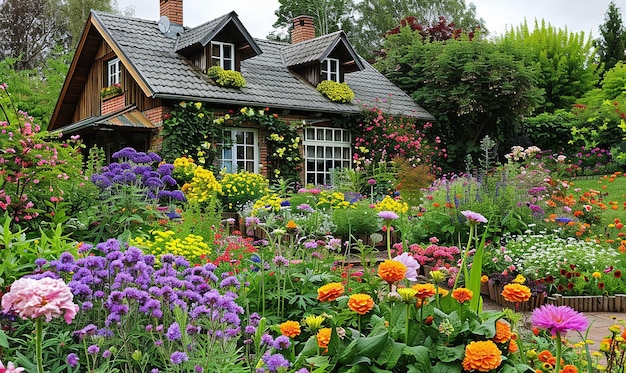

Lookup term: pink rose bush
[1,277,78,323]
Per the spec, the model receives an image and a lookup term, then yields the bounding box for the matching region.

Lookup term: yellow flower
[397,287,418,302]
[317,282,344,302]
[304,315,325,331]
[592,271,602,279]
[194,102,202,109]
[512,274,525,284]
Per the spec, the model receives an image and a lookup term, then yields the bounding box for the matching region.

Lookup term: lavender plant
[27,239,247,372]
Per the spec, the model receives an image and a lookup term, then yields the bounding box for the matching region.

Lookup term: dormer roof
[282,31,364,72]
[175,11,262,60]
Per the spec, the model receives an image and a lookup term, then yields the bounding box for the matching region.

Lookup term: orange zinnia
[452,288,473,304]
[317,282,345,302]
[286,220,298,229]
[348,293,375,315]
[538,350,553,362]
[501,283,531,303]
[316,327,332,350]
[377,260,407,284]
[279,320,301,338]
[412,283,436,299]
[493,320,512,343]
[462,340,502,372]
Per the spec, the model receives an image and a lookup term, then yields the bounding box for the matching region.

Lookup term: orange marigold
[412,283,436,299]
[286,220,298,229]
[501,283,531,303]
[493,320,512,343]
[316,327,332,350]
[348,293,375,315]
[538,350,553,362]
[317,282,345,302]
[560,364,578,373]
[462,340,502,372]
[437,288,449,298]
[279,320,301,338]
[452,288,473,304]
[508,339,519,354]
[378,260,407,284]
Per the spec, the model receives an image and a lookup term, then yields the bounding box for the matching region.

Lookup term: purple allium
[245,325,256,334]
[34,258,47,267]
[151,369,159,373]
[102,350,112,358]
[273,335,291,350]
[367,178,377,185]
[66,353,79,367]
[73,324,97,340]
[87,344,100,355]
[297,203,314,213]
[272,256,289,267]
[392,252,420,282]
[195,366,204,372]
[531,304,588,335]
[220,276,240,289]
[460,210,487,224]
[304,241,318,249]
[377,211,399,220]
[154,339,163,346]
[260,333,274,346]
[166,322,182,341]
[249,312,261,327]
[170,351,189,364]
[262,353,290,372]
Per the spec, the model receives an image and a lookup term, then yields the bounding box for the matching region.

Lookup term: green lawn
[570,173,626,229]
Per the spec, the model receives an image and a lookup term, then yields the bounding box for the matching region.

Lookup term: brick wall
[101,94,125,115]
[160,0,183,24]
[143,106,170,152]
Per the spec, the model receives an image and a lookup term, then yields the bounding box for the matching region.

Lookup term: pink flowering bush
[0,84,96,229]
[407,241,461,268]
[1,277,78,323]
[352,102,446,174]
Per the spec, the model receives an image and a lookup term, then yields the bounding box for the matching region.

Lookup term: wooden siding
[70,39,160,123]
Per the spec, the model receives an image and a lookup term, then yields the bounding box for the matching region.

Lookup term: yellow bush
[316,80,354,103]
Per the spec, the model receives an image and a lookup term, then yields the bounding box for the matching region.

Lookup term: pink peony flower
[2,277,79,324]
[0,360,25,373]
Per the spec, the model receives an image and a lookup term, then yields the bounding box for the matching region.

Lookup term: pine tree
[597,1,626,73]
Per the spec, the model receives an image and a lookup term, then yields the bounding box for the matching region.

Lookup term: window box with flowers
[207,66,246,88]
[316,80,354,103]
[100,83,123,100]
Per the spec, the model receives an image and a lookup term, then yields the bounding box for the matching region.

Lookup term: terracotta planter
[545,294,626,313]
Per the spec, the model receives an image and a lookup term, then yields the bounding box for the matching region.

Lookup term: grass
[569,172,626,229]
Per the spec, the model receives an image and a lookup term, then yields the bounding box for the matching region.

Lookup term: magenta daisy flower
[378,211,399,220]
[460,210,487,224]
[531,304,588,335]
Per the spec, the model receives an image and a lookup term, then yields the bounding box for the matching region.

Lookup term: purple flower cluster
[90,147,185,202]
[38,238,244,370]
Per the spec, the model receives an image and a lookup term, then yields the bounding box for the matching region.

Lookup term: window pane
[235,131,244,144]
[236,146,244,159]
[246,147,253,159]
[223,148,232,159]
[223,60,232,70]
[224,45,232,58]
[245,132,254,144]
[317,146,324,158]
[306,146,315,157]
[325,147,332,158]
[326,129,333,140]
[306,128,315,140]
[316,129,324,140]
[212,44,221,57]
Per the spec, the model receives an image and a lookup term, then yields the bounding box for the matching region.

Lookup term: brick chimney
[160,0,183,25]
[291,15,315,44]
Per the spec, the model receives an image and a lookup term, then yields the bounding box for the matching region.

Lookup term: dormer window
[107,58,121,86]
[321,58,339,82]
[211,41,235,70]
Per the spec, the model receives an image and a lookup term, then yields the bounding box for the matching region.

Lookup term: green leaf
[435,345,465,363]
[403,346,432,373]
[432,361,462,373]
[375,340,405,369]
[0,330,9,348]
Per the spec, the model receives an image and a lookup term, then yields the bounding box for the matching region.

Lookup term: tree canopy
[596,1,626,73]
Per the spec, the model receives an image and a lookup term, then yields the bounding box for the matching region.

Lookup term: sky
[115,0,617,40]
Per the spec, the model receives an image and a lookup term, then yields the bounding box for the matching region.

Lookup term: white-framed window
[321,58,340,82]
[304,127,351,185]
[107,58,121,86]
[211,41,235,70]
[220,128,258,173]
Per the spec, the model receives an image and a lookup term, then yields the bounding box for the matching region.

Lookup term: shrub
[332,200,378,236]
[207,66,246,88]
[316,80,354,103]
[220,171,269,212]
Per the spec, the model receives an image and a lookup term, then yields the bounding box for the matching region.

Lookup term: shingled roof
[84,11,433,119]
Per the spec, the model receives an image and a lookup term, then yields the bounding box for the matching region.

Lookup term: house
[48,0,433,185]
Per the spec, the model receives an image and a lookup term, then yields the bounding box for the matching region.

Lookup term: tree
[375,28,544,170]
[498,20,600,113]
[0,0,69,70]
[272,0,355,38]
[351,0,483,59]
[64,0,116,47]
[596,1,626,73]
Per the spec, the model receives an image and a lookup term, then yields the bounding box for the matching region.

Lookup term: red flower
[615,270,622,279]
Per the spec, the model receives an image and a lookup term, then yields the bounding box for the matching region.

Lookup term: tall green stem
[386,224,392,259]
[404,303,410,344]
[453,224,474,290]
[35,318,44,373]
[555,331,563,373]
